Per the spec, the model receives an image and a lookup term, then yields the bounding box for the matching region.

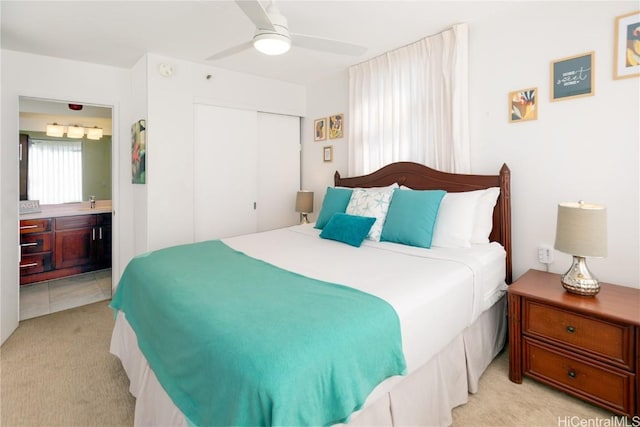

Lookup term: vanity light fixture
[45,123,65,138]
[66,125,85,139]
[45,123,104,140]
[86,126,104,140]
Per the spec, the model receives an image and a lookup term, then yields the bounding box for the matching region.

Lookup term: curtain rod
[348,23,466,69]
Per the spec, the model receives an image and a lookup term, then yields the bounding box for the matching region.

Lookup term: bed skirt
[110,295,507,427]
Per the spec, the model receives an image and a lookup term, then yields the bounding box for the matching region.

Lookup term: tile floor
[19,269,112,321]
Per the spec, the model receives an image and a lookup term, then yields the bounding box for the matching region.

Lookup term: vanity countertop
[20,201,112,220]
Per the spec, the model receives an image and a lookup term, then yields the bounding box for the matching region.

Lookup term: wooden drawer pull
[566,325,576,333]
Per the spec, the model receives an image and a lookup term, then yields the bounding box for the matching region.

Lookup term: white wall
[141,54,306,252]
[131,55,149,257]
[302,1,639,288]
[301,71,350,218]
[0,50,135,343]
[468,1,639,287]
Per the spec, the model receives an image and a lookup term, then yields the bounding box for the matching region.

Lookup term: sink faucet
[90,195,96,209]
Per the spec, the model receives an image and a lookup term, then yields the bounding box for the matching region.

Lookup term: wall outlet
[537,245,554,264]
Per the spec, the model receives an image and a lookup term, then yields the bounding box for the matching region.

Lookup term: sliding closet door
[256,113,301,231]
[194,104,258,241]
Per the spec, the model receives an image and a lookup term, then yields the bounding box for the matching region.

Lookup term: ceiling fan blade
[235,0,274,30]
[292,33,367,56]
[206,41,254,61]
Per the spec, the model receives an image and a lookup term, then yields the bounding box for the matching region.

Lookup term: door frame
[1,95,119,344]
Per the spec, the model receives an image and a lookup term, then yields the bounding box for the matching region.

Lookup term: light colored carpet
[0,300,618,426]
[1,300,134,427]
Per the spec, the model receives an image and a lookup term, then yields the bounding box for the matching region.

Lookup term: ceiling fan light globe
[253,33,291,55]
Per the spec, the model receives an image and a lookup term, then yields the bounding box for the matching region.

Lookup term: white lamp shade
[86,127,103,140]
[66,125,85,139]
[46,124,65,137]
[554,202,607,257]
[253,33,291,55]
[295,191,314,214]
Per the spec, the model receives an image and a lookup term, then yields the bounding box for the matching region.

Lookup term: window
[28,139,82,204]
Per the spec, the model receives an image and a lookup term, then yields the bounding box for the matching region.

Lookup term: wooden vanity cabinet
[54,215,98,269]
[54,213,112,270]
[19,219,53,279]
[20,213,112,285]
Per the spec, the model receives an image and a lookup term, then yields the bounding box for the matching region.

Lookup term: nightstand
[508,269,639,417]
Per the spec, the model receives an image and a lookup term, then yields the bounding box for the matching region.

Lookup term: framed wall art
[323,145,333,162]
[509,88,538,123]
[131,119,146,184]
[329,113,344,139]
[550,52,594,101]
[314,117,327,141]
[614,10,640,79]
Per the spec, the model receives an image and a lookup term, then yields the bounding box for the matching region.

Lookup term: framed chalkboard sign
[550,52,595,101]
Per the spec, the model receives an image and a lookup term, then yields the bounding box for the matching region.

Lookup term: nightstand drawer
[524,300,633,370]
[524,339,635,416]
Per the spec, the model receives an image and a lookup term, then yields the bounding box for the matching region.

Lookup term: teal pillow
[314,187,354,229]
[319,213,376,247]
[380,189,446,248]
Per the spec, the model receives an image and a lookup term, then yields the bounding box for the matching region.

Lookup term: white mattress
[222,224,506,373]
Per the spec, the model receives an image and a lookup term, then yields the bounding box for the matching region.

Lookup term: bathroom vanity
[19,201,112,286]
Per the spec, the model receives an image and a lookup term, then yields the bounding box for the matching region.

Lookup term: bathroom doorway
[18,97,113,320]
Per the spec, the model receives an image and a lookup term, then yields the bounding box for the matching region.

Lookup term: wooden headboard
[334,162,512,284]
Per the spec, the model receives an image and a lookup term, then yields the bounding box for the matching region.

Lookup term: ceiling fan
[206,0,367,60]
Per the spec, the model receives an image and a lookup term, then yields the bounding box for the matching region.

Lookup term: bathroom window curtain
[28,139,83,204]
[348,23,470,175]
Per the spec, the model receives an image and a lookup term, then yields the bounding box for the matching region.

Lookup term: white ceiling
[1,1,515,85]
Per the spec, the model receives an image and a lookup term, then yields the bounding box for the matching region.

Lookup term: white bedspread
[222,224,506,373]
[112,223,507,426]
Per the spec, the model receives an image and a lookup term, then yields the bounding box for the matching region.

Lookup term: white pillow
[471,187,500,244]
[431,190,484,248]
[345,184,397,241]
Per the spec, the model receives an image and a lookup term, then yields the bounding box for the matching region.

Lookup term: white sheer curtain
[348,23,469,175]
[28,139,83,204]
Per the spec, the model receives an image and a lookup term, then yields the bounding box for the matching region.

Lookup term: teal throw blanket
[111,240,406,426]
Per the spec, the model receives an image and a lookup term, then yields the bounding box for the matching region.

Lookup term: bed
[110,161,512,426]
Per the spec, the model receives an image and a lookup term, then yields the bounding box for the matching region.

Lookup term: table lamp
[295,191,314,224]
[554,201,607,296]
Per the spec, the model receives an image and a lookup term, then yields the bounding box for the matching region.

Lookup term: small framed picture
[614,10,640,80]
[509,87,537,123]
[314,118,327,141]
[550,52,595,101]
[323,145,333,162]
[329,113,344,139]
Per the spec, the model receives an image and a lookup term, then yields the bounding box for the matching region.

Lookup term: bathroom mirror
[19,97,112,204]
